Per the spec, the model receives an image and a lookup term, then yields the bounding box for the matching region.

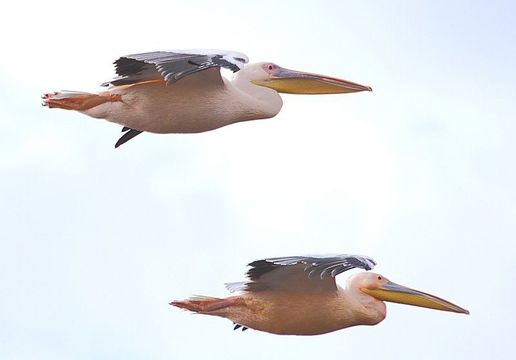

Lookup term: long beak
[362,281,470,314]
[253,66,372,94]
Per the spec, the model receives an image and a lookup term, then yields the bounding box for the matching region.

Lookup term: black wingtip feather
[114,129,143,148]
[246,260,277,281]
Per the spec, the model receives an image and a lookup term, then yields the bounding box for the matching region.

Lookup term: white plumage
[43,49,372,147]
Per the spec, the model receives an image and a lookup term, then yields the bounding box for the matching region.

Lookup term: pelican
[42,49,372,148]
[170,255,469,335]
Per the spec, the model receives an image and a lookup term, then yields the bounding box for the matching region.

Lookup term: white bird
[171,254,469,335]
[42,49,372,147]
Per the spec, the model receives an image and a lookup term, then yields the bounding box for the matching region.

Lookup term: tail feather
[42,90,121,110]
[170,296,242,314]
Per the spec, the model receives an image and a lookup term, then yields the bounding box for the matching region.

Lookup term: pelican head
[248,62,372,94]
[349,272,469,317]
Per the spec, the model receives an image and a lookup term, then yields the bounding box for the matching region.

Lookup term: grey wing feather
[225,281,247,293]
[240,254,376,293]
[248,254,376,280]
[103,49,248,87]
[287,255,375,278]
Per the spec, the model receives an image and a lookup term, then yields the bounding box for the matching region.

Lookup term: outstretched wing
[225,254,376,294]
[103,49,249,86]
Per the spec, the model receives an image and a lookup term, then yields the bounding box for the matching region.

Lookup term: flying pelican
[171,254,469,335]
[42,49,372,148]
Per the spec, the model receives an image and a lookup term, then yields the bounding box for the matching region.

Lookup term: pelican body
[43,49,372,147]
[171,255,469,336]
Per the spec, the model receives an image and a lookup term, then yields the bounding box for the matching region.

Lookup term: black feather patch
[114,57,147,77]
[247,260,279,281]
[115,128,143,148]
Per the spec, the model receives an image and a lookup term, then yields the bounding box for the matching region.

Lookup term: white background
[1,1,515,359]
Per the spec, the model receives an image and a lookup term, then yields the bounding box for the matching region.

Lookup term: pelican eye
[377,276,382,280]
[268,64,274,70]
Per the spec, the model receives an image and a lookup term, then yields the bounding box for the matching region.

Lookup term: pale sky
[1,1,515,359]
